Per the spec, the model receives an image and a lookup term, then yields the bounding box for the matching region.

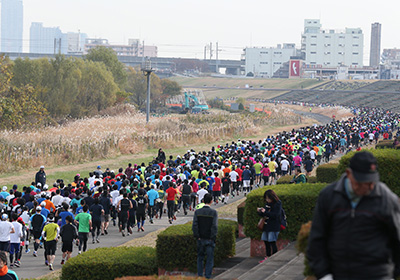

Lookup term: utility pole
[204,45,207,60]
[142,58,153,123]
[216,42,219,73]
[210,42,213,60]
[54,38,57,55]
[59,38,62,54]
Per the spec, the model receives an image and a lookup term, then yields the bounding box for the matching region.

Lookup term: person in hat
[307,151,400,280]
[0,188,9,200]
[35,166,46,187]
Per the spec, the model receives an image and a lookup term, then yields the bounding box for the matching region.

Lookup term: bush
[156,220,237,272]
[237,201,246,226]
[337,149,400,196]
[243,183,326,241]
[296,222,313,277]
[277,175,318,184]
[61,246,157,280]
[375,140,395,149]
[316,163,339,183]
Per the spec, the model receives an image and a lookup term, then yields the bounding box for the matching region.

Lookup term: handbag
[257,217,266,231]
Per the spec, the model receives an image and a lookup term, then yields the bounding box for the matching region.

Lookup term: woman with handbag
[257,189,282,263]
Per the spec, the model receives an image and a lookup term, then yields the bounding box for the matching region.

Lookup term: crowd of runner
[0,105,399,273]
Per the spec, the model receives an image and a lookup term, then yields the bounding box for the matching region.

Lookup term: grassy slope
[171,76,325,100]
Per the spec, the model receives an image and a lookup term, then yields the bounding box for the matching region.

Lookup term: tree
[0,55,47,129]
[85,46,127,88]
[125,67,162,110]
[161,79,182,96]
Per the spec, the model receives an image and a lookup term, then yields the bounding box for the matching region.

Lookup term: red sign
[289,60,301,77]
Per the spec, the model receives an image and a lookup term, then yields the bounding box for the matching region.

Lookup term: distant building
[369,22,381,68]
[243,44,297,77]
[1,0,23,52]
[301,19,364,67]
[30,22,67,54]
[84,38,158,57]
[66,32,88,54]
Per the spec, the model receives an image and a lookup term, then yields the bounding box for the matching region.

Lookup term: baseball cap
[40,201,46,207]
[36,206,42,211]
[2,186,7,191]
[349,151,379,183]
[97,165,101,169]
[17,217,23,223]
[1,214,8,220]
[40,165,45,169]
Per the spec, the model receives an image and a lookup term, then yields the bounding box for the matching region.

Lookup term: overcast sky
[22,0,400,62]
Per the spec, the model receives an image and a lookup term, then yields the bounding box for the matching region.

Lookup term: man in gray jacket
[307,151,400,280]
[192,193,218,279]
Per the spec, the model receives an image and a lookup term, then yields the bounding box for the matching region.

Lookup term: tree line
[0,46,182,129]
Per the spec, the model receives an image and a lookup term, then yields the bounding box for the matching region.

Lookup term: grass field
[171,76,325,89]
[201,88,287,100]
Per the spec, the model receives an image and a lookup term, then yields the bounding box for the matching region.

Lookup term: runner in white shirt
[9,215,22,267]
[0,214,15,253]
[229,168,239,196]
[197,185,208,204]
[280,156,290,176]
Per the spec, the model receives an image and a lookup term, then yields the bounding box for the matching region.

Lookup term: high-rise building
[369,22,381,67]
[29,22,67,54]
[1,0,23,52]
[243,44,297,77]
[301,19,364,67]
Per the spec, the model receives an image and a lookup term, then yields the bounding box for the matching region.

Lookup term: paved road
[15,194,244,279]
[291,110,332,125]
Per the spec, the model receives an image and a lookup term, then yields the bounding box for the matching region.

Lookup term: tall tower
[369,22,381,68]
[0,0,23,53]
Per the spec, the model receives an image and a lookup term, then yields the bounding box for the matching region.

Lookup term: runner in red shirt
[165,183,178,224]
[212,172,221,204]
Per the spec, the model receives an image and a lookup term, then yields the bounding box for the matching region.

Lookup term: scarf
[0,265,8,276]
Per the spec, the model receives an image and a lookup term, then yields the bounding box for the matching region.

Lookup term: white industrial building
[243,43,297,77]
[301,19,364,67]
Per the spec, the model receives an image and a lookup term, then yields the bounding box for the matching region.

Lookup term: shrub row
[156,220,237,272]
[276,175,318,184]
[61,246,157,280]
[316,163,339,183]
[116,277,206,280]
[243,183,326,241]
[337,149,400,196]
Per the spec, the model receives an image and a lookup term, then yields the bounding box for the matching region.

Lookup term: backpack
[280,208,287,231]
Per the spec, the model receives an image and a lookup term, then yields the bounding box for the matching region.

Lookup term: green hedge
[156,219,237,272]
[237,201,246,226]
[276,175,318,184]
[376,140,395,149]
[337,149,400,196]
[61,246,157,280]
[316,163,339,183]
[243,184,326,240]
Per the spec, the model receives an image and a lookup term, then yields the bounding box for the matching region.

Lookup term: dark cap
[349,151,379,183]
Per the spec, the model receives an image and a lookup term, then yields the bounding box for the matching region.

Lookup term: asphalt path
[15,193,244,279]
[291,110,333,125]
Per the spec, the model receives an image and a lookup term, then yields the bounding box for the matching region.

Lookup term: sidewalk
[214,238,305,280]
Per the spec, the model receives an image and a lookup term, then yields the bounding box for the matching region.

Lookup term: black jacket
[192,205,218,241]
[307,175,400,280]
[35,170,46,186]
[258,200,282,232]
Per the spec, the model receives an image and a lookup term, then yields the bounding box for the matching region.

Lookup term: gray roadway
[15,194,244,279]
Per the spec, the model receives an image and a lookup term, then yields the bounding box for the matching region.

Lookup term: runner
[74,205,92,254]
[59,215,78,264]
[41,214,59,270]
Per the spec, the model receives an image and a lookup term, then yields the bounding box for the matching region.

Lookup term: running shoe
[9,264,13,268]
[61,260,65,265]
[49,264,53,271]
[258,257,268,264]
[78,251,81,254]
[96,239,100,243]
[92,239,95,244]
[122,231,125,237]
[141,227,144,232]
[45,260,48,266]
[33,251,37,257]
[104,230,108,235]
[25,249,30,254]
[14,261,20,267]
